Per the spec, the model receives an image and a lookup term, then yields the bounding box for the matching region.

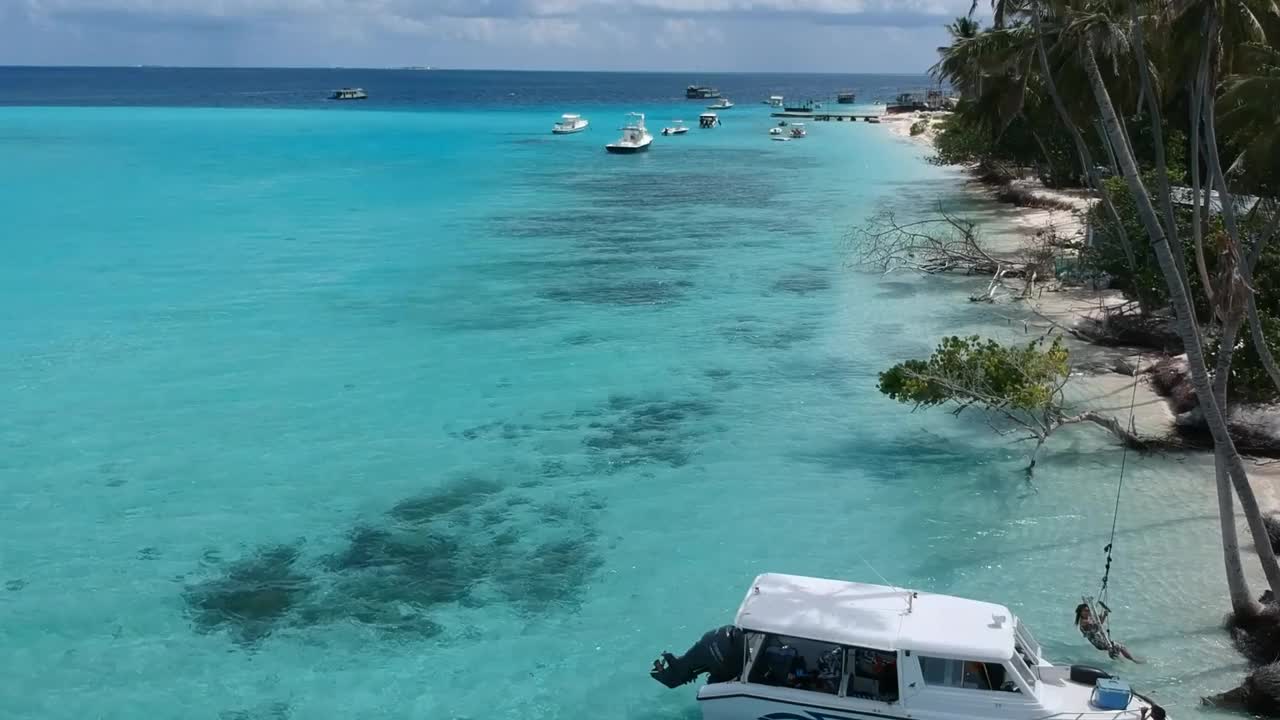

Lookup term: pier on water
[770,111,886,122]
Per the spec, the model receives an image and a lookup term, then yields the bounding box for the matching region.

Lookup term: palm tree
[1066,0,1280,610]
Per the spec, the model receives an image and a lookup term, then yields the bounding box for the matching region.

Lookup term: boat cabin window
[744,634,843,695]
[846,647,899,703]
[918,657,1018,692]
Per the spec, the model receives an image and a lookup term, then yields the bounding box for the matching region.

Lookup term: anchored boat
[651,573,1166,720]
[605,113,653,154]
[330,88,367,100]
[552,113,589,134]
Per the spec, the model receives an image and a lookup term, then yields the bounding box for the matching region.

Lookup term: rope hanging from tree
[1085,353,1142,642]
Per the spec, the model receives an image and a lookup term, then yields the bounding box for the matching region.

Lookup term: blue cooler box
[1092,678,1133,710]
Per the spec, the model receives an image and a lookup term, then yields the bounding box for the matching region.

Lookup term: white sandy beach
[877,110,1280,510]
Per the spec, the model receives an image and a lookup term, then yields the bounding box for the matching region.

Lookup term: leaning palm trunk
[1127,0,1186,282]
[1245,210,1280,393]
[1081,42,1280,597]
[1029,4,1138,276]
[1214,315,1258,615]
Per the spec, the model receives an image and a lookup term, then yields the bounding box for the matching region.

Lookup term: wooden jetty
[771,111,884,122]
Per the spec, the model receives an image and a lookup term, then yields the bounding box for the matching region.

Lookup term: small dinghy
[649,573,1166,720]
[662,120,688,136]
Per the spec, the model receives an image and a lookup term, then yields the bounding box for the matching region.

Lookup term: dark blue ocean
[0,66,1236,720]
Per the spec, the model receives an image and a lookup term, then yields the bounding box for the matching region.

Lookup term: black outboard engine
[1069,665,1113,685]
[650,625,745,689]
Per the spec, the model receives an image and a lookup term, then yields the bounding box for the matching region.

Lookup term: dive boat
[650,573,1166,720]
[707,98,735,110]
[789,123,807,138]
[687,85,722,99]
[605,113,653,154]
[699,112,720,129]
[767,95,784,108]
[837,91,856,104]
[552,113,589,134]
[662,120,689,136]
[330,88,368,100]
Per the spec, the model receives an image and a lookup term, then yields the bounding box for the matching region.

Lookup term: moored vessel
[650,573,1166,720]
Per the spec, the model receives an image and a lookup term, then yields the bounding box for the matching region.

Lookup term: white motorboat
[605,113,653,154]
[789,123,807,138]
[768,127,783,136]
[552,113,589,134]
[767,95,784,108]
[330,88,367,100]
[699,113,720,129]
[662,120,689,136]
[707,98,735,110]
[650,573,1166,720]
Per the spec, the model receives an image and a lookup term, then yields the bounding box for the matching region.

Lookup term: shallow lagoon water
[0,75,1257,719]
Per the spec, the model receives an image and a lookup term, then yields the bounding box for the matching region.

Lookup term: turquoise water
[0,99,1253,719]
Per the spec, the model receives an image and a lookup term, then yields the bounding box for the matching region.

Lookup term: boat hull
[552,125,588,134]
[605,141,651,154]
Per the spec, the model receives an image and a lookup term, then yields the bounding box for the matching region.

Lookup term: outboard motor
[650,625,744,689]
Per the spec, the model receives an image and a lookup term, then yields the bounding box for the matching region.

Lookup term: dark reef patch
[183,544,311,645]
[580,394,717,470]
[5,579,26,592]
[721,317,819,350]
[542,278,693,306]
[184,475,605,645]
[219,702,291,720]
[770,269,832,296]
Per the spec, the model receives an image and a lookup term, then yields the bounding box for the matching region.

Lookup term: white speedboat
[330,88,367,100]
[767,95,784,108]
[552,113,589,134]
[768,127,783,136]
[662,120,689,136]
[699,113,720,128]
[789,123,807,138]
[605,113,653,154]
[707,98,735,110]
[651,574,1166,720]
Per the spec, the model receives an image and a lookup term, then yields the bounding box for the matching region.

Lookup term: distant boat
[768,127,783,136]
[699,112,721,129]
[837,91,856,104]
[706,98,735,110]
[767,95,784,108]
[552,113,589,134]
[605,113,653,154]
[330,88,367,100]
[686,85,721,99]
[662,120,689,136]
[789,123,807,139]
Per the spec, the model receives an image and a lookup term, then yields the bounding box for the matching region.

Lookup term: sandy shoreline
[876,110,1280,511]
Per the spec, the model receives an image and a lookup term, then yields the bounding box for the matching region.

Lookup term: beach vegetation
[919,0,1280,692]
[878,334,1142,476]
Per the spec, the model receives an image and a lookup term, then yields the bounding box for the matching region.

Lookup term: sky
[0,0,979,73]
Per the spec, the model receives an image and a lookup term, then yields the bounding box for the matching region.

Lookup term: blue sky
[1,0,977,72]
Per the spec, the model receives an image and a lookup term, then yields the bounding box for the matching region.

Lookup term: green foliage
[910,120,929,137]
[1212,310,1280,403]
[878,335,1070,414]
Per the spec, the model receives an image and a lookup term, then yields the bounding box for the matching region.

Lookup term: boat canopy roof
[561,113,580,119]
[700,112,717,118]
[735,573,1017,663]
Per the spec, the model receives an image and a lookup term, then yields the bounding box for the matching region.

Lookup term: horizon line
[0,64,934,76]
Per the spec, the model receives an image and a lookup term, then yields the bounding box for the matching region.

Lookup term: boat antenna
[859,556,913,612]
[1094,353,1142,636]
